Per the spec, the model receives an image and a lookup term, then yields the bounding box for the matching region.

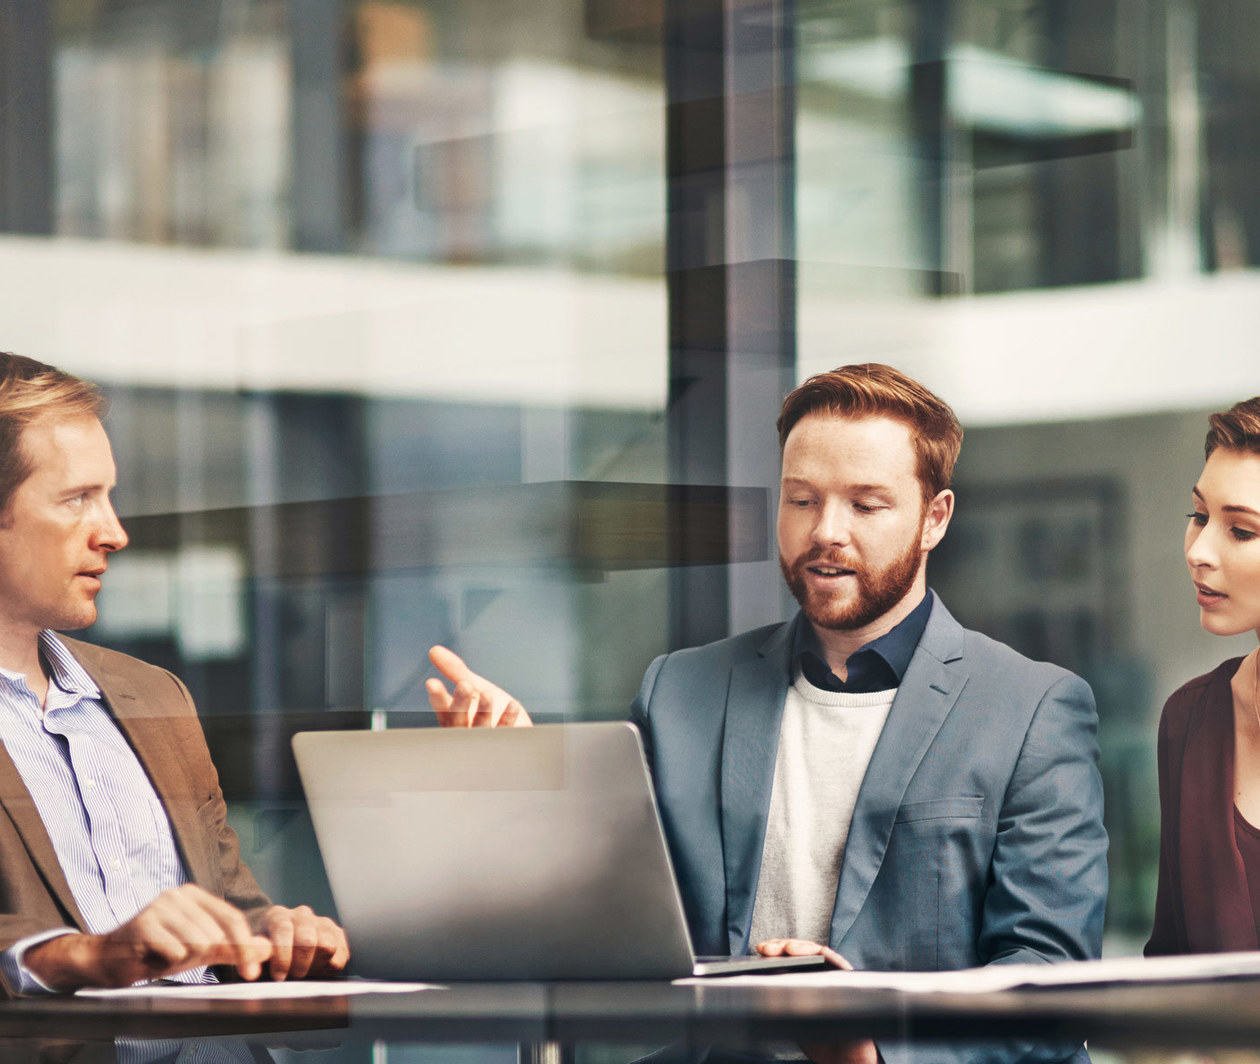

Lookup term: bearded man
[425,364,1108,1063]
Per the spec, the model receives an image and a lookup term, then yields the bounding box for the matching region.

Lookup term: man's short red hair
[777,363,963,501]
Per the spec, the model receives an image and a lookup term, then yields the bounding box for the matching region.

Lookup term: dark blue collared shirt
[794,590,934,694]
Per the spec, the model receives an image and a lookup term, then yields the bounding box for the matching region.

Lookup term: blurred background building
[1,0,1258,957]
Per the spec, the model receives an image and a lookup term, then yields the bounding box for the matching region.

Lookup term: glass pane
[0,0,666,914]
[798,0,1260,950]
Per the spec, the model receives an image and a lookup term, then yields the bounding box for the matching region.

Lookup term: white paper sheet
[676,951,1260,993]
[76,979,441,1000]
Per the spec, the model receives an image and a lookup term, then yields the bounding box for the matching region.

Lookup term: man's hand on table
[755,937,852,970]
[425,646,533,728]
[755,939,879,1064]
[23,884,273,990]
[22,886,351,991]
[261,903,350,980]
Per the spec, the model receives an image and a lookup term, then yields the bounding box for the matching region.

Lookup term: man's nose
[93,503,129,552]
[812,501,852,547]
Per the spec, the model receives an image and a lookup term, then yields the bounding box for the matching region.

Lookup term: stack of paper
[677,952,1260,993]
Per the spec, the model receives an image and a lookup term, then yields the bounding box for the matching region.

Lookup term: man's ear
[920,489,954,552]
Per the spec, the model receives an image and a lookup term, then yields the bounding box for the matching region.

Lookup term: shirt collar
[793,590,934,694]
[38,630,102,700]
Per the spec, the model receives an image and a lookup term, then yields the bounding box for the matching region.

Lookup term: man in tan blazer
[0,352,348,994]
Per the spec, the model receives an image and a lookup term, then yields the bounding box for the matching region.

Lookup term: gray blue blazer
[629,592,1108,971]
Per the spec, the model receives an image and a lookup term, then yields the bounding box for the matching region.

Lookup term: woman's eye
[1232,527,1258,543]
[1186,512,1207,526]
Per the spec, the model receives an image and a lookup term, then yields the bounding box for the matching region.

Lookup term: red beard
[779,528,923,632]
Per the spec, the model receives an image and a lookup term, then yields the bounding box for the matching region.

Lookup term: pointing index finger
[428,645,472,685]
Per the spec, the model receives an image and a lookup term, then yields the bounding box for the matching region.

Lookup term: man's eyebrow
[780,477,894,496]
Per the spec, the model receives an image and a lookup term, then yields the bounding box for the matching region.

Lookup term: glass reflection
[796,0,1260,954]
[0,0,1249,1000]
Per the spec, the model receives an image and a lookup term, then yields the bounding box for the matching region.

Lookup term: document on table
[676,951,1260,992]
[77,980,441,1000]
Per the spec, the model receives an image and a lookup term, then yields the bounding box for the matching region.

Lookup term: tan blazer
[0,636,271,961]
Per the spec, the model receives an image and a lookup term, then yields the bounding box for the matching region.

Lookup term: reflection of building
[3,0,1260,952]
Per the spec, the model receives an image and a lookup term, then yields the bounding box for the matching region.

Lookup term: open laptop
[292,722,826,981]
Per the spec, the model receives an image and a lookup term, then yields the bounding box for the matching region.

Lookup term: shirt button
[84,780,96,789]
[110,858,121,871]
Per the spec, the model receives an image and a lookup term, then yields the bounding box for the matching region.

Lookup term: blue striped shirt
[0,631,212,992]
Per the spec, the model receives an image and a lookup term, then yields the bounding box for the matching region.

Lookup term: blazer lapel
[720,617,797,954]
[0,743,88,929]
[69,646,217,890]
[829,595,967,945]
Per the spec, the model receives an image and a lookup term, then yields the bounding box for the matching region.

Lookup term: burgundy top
[1147,657,1257,954]
[1234,806,1260,940]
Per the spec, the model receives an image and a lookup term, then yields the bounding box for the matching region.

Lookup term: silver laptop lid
[292,722,697,980]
